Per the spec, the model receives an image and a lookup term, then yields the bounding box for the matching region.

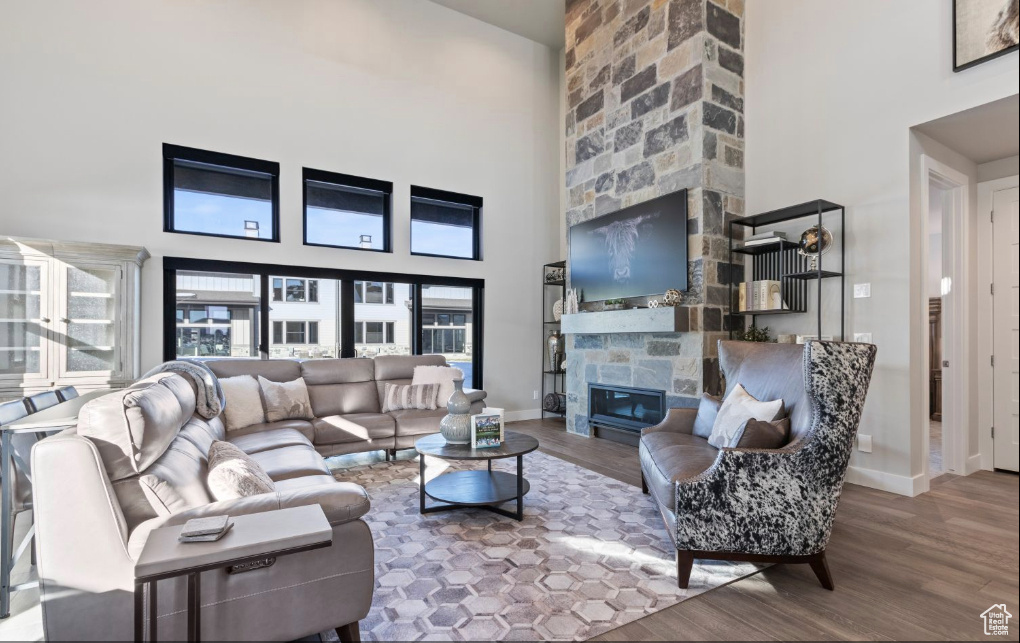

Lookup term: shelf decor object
[727,200,845,341]
[541,261,566,420]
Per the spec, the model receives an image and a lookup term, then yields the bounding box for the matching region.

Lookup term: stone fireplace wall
[564,0,745,436]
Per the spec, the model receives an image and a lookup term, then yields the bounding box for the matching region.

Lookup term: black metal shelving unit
[727,199,845,341]
[541,260,566,420]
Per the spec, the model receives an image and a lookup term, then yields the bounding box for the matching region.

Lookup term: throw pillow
[207,441,275,501]
[732,417,791,449]
[258,376,314,423]
[411,365,464,407]
[707,384,785,449]
[382,383,440,412]
[218,375,266,432]
[692,393,722,439]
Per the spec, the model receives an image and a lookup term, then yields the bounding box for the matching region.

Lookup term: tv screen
[568,189,688,301]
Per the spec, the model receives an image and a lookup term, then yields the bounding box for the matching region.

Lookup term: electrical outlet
[854,283,871,298]
[858,434,873,453]
[533,390,539,400]
[853,332,872,343]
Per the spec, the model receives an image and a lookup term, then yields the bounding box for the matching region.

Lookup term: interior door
[992,186,1019,472]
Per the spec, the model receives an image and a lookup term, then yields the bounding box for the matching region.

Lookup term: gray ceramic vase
[439,378,472,444]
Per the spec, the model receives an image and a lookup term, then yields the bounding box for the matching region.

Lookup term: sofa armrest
[463,388,487,404]
[128,482,370,558]
[672,444,830,556]
[641,407,696,436]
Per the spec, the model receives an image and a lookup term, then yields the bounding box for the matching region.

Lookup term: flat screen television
[568,189,688,301]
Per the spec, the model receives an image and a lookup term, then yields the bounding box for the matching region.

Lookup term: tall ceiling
[428,0,566,49]
[914,94,1019,164]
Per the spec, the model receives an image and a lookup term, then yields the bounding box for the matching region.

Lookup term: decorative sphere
[798,225,833,257]
[662,289,682,306]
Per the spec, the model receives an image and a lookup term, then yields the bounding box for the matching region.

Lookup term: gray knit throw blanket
[140,360,223,419]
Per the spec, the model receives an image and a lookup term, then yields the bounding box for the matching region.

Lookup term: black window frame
[409,185,483,261]
[303,168,393,253]
[163,143,281,243]
[163,257,485,388]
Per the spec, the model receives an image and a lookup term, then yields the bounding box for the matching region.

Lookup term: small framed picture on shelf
[471,407,504,449]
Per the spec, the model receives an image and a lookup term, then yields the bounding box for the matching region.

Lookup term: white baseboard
[965,453,984,474]
[504,408,543,422]
[846,465,925,497]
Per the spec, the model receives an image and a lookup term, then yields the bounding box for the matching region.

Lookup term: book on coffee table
[471,412,503,449]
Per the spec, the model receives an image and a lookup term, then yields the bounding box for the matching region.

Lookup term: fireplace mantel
[560,307,688,334]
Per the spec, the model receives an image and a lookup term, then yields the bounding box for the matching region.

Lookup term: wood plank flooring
[509,418,1020,642]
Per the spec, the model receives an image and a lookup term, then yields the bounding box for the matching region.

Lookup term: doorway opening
[920,157,968,485]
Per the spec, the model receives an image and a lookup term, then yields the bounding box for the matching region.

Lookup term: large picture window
[173,271,261,358]
[163,144,279,242]
[410,186,482,260]
[164,258,484,387]
[304,168,392,252]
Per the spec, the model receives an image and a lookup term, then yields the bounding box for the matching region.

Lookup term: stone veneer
[564,0,745,436]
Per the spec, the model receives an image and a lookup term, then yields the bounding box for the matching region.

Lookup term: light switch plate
[853,332,872,343]
[858,434,873,453]
[854,283,871,298]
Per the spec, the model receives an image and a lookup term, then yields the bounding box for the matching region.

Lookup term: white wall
[745,0,1018,494]
[978,155,1020,182]
[0,0,561,416]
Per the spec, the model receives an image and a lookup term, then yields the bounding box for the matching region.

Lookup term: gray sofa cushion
[374,354,446,380]
[300,358,375,385]
[388,408,447,437]
[225,419,315,443]
[274,474,338,493]
[228,427,313,454]
[206,358,302,383]
[307,381,380,416]
[312,413,395,445]
[137,437,214,518]
[77,373,196,481]
[250,444,331,481]
[302,359,381,416]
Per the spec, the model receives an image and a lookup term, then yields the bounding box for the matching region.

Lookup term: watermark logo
[981,604,1012,636]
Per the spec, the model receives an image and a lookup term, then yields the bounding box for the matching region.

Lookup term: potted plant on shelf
[737,325,773,342]
[603,298,626,311]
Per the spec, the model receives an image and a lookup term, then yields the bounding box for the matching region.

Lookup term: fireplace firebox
[587,383,666,446]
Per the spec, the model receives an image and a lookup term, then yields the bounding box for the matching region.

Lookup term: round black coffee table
[414,431,539,521]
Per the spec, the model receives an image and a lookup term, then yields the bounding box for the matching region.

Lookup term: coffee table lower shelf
[420,467,530,520]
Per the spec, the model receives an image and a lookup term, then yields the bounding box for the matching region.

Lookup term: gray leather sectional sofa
[31,354,483,641]
[204,354,486,457]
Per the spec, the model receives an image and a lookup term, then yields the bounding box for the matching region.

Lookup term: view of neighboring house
[174,272,473,376]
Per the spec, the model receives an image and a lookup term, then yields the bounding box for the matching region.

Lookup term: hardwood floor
[510,418,1020,642]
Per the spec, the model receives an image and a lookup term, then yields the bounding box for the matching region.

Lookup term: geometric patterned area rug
[329,450,760,641]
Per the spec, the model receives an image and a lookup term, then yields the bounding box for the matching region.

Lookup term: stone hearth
[563,0,745,436]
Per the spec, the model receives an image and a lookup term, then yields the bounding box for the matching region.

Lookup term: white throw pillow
[411,365,464,407]
[207,441,275,501]
[218,375,266,431]
[382,383,440,412]
[707,384,785,449]
[258,376,314,422]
